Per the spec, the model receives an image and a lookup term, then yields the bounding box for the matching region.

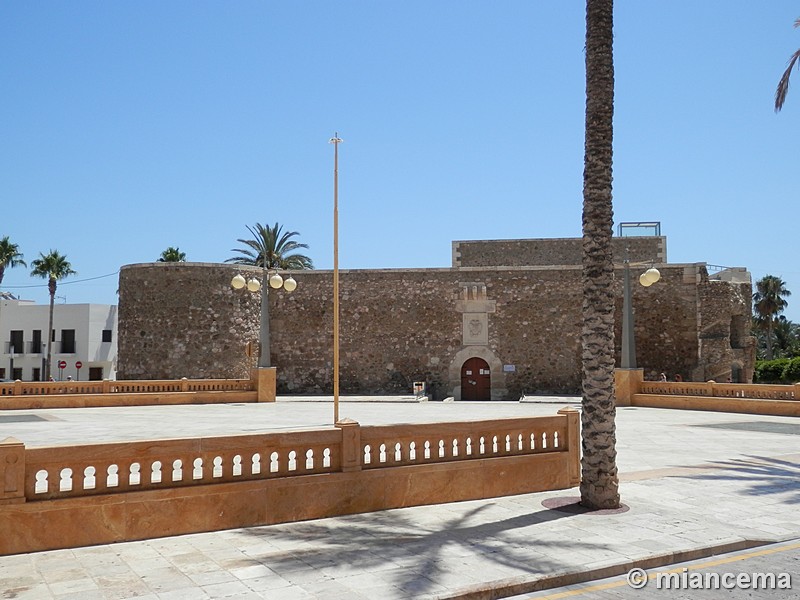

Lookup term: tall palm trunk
[580,0,620,510]
[765,319,774,360]
[45,278,56,380]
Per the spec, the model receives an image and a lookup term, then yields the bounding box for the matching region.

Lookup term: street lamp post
[620,259,661,369]
[231,270,297,368]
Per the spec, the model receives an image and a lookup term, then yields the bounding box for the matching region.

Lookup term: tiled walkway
[1,399,798,599]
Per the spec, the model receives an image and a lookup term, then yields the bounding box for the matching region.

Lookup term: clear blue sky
[2,2,798,322]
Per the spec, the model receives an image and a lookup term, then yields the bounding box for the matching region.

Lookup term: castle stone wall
[454,237,666,267]
[117,255,753,397]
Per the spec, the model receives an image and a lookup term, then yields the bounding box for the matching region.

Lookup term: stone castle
[117,236,755,400]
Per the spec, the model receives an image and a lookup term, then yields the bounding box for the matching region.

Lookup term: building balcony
[26,342,45,354]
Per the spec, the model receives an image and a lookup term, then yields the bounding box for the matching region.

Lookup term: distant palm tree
[753,275,792,359]
[225,223,313,270]
[580,0,620,510]
[775,17,800,112]
[30,251,77,380]
[225,223,312,369]
[771,316,800,359]
[0,236,26,287]
[158,247,187,262]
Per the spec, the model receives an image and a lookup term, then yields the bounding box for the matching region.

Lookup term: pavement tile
[138,566,196,594]
[47,577,99,596]
[239,572,294,593]
[157,587,211,600]
[185,568,239,587]
[0,581,51,600]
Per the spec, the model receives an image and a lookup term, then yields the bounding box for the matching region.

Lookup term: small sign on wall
[503,364,516,372]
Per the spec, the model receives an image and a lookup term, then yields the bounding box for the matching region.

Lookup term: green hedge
[754,358,800,384]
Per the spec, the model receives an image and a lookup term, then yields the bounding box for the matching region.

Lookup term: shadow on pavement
[678,454,800,505]
[237,501,606,597]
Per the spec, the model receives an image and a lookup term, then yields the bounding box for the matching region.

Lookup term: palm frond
[227,222,313,269]
[775,48,800,112]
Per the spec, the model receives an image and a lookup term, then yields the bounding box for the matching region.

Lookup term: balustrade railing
[639,381,798,401]
[359,416,568,469]
[23,428,342,501]
[0,377,255,397]
[2,414,577,504]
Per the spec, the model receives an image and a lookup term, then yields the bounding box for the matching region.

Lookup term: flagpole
[329,133,342,424]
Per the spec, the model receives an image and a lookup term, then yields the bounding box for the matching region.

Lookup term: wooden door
[461,357,491,401]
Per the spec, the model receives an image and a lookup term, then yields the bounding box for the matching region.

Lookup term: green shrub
[755,358,791,383]
[781,357,800,383]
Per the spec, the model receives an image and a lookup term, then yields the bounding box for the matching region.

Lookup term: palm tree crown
[226,223,313,270]
[0,236,27,287]
[753,275,792,360]
[775,17,800,112]
[31,250,77,291]
[30,250,76,380]
[158,247,187,262]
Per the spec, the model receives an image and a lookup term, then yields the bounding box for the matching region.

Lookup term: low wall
[0,409,580,555]
[0,370,273,409]
[632,394,800,417]
[615,369,800,416]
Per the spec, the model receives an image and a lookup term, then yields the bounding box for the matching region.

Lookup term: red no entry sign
[58,360,67,369]
[76,361,83,369]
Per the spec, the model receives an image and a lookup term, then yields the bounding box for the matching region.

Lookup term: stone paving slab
[0,400,798,599]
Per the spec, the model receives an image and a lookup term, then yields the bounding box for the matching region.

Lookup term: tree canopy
[158,247,187,262]
[753,275,792,360]
[226,223,313,270]
[0,236,26,286]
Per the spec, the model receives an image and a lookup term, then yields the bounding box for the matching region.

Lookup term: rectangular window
[12,368,22,381]
[10,330,23,354]
[61,329,76,354]
[32,368,41,382]
[89,367,103,381]
[30,330,42,354]
[102,329,113,343]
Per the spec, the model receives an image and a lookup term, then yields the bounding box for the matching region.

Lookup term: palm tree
[771,316,800,359]
[580,0,620,510]
[775,18,800,112]
[753,275,791,360]
[0,236,26,287]
[158,247,187,262]
[225,223,312,368]
[30,251,76,380]
[225,223,313,270]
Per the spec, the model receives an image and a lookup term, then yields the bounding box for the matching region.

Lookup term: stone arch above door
[448,346,506,401]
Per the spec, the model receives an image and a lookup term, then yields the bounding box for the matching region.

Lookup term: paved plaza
[1,398,798,599]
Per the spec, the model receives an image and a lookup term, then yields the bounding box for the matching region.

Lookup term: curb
[431,538,775,600]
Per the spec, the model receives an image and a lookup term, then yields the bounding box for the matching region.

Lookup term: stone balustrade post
[0,437,26,505]
[336,418,362,472]
[795,383,800,401]
[614,368,643,407]
[14,380,22,396]
[557,407,581,487]
[102,379,110,393]
[180,377,189,392]
[250,367,276,402]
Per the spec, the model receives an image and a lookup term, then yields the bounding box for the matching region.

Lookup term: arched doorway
[461,357,491,401]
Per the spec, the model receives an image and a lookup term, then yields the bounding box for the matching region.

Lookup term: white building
[0,293,117,381]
